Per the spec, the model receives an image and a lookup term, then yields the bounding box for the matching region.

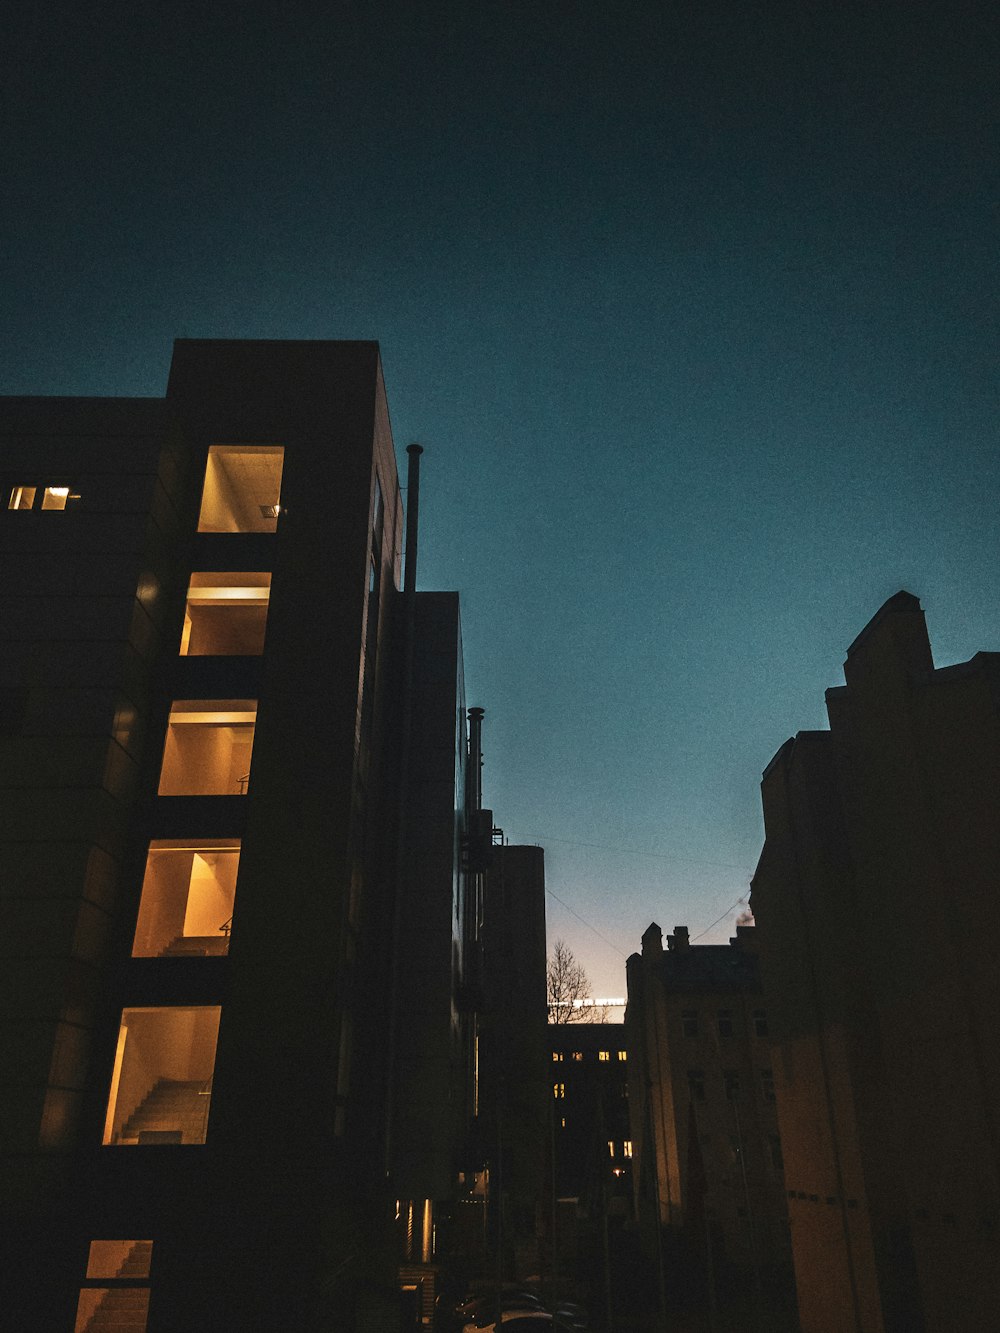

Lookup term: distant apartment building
[625,924,791,1290]
[750,591,1000,1333]
[0,341,539,1331]
[549,1021,632,1209]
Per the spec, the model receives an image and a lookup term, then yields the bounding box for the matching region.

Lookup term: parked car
[466,1313,577,1333]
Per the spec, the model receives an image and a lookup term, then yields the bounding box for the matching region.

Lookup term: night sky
[4,2,998,1002]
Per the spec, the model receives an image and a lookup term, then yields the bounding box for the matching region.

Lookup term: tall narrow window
[75,1240,152,1332]
[179,572,271,655]
[157,701,256,796]
[197,445,284,533]
[132,840,240,957]
[103,1007,221,1145]
[717,1009,734,1038]
[681,1010,699,1038]
[8,485,36,510]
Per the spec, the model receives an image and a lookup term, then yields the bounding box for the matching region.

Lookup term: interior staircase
[118,1079,212,1144]
[80,1241,152,1332]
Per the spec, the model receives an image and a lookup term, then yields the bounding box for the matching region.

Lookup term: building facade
[625,923,791,1297]
[0,341,494,1330]
[750,591,1000,1333]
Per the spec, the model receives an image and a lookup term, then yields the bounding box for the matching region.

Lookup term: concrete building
[625,923,792,1296]
[0,340,519,1330]
[750,591,1000,1332]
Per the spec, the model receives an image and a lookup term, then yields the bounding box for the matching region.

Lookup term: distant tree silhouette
[547,939,609,1023]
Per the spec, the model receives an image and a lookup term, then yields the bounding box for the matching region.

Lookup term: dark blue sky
[4,1,998,998]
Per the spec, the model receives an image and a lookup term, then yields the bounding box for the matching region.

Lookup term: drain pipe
[385,443,423,1179]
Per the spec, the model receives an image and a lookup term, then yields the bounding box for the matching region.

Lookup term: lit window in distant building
[598,1051,610,1062]
[132,840,240,957]
[41,485,71,510]
[552,1051,563,1062]
[717,1009,734,1038]
[571,1051,583,1062]
[197,444,284,533]
[623,1140,633,1157]
[179,573,271,656]
[75,1241,152,1332]
[8,485,36,510]
[681,1010,698,1038]
[724,1070,741,1101]
[103,1007,221,1145]
[608,1140,615,1157]
[553,1083,565,1100]
[761,1069,776,1103]
[560,1117,567,1129]
[753,1009,769,1037]
[617,1050,627,1061]
[157,700,256,795]
[688,1069,706,1102]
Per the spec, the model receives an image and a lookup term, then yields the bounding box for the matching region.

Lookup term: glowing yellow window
[599,1050,610,1062]
[41,485,71,510]
[180,572,271,655]
[132,840,240,957]
[571,1051,583,1062]
[618,1050,628,1061]
[157,700,256,796]
[551,1051,563,1062]
[623,1140,633,1158]
[75,1240,152,1332]
[197,444,284,532]
[553,1083,565,1100]
[103,1007,221,1145]
[7,485,36,510]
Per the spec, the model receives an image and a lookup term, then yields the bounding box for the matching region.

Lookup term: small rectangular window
[180,573,271,656]
[681,1010,698,1038]
[608,1139,615,1157]
[41,485,71,510]
[132,840,240,957]
[623,1140,633,1158]
[688,1069,706,1102]
[157,700,256,796]
[76,1241,152,1332]
[753,1009,769,1037]
[598,1050,610,1062]
[724,1070,741,1101]
[198,445,284,533]
[103,1006,221,1145]
[761,1069,776,1103]
[551,1051,563,1062]
[571,1051,583,1062]
[553,1083,565,1100]
[8,485,36,510]
[717,1009,734,1038]
[617,1049,627,1061]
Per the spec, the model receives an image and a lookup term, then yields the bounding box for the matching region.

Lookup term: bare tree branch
[547,939,609,1024]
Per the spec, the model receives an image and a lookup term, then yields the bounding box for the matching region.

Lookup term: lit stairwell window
[103,1007,221,1145]
[197,445,284,532]
[179,573,271,655]
[132,840,240,957]
[157,701,256,795]
[7,485,36,509]
[75,1240,152,1332]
